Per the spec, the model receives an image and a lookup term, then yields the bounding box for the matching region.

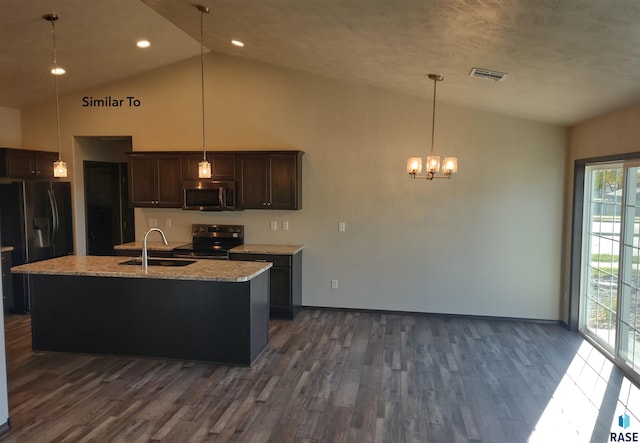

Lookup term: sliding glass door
[618,166,640,370]
[581,162,640,373]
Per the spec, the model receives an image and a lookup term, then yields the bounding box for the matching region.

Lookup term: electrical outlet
[331,279,338,289]
[270,221,278,231]
[339,222,346,232]
[165,219,172,228]
[149,218,157,227]
[282,221,289,231]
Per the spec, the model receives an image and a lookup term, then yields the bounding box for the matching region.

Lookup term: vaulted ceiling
[4,0,640,125]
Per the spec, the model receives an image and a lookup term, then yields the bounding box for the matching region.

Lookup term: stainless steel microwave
[182,180,237,211]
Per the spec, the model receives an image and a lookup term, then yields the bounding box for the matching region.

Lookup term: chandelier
[407,74,457,180]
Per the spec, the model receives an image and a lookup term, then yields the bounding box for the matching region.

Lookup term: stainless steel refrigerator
[0,180,74,312]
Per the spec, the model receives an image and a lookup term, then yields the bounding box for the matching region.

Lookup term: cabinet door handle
[254,259,267,262]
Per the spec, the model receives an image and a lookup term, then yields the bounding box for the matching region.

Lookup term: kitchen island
[11,255,272,365]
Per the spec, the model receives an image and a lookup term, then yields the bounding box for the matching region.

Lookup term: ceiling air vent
[469,68,508,82]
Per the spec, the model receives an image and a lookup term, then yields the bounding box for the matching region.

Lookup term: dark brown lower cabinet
[230,251,302,319]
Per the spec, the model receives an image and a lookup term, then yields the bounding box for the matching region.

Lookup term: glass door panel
[618,167,640,369]
[581,166,623,351]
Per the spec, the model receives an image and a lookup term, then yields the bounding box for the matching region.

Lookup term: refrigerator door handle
[48,189,59,238]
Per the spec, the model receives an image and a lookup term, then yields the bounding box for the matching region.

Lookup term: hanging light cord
[430,76,437,157]
[49,17,62,162]
[199,6,208,161]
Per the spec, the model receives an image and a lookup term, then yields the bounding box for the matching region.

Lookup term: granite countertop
[11,255,271,283]
[114,241,191,252]
[1,246,14,253]
[231,244,304,255]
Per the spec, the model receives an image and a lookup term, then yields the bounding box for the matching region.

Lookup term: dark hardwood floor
[0,309,635,442]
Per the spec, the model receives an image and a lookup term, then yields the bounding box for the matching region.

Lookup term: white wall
[21,53,567,320]
[0,106,21,147]
[0,280,8,428]
[0,106,17,427]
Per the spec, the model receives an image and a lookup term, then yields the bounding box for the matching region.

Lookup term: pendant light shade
[196,5,211,178]
[198,160,211,178]
[53,160,67,177]
[44,13,67,178]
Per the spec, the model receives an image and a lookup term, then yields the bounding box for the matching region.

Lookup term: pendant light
[43,13,68,178]
[407,74,458,180]
[196,5,212,178]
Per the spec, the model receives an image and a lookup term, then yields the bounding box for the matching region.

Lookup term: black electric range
[173,224,244,260]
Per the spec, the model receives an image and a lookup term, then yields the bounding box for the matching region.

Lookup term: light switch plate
[271,221,278,230]
[282,221,289,231]
[338,222,346,232]
[149,218,157,227]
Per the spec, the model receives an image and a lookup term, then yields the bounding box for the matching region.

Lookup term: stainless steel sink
[119,258,196,267]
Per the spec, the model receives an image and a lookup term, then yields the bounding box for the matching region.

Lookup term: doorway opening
[75,136,134,255]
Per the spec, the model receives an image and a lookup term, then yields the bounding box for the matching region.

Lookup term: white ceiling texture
[3,0,640,126]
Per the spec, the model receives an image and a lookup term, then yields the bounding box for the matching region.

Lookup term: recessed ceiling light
[51,66,65,75]
[136,40,151,49]
[231,40,244,47]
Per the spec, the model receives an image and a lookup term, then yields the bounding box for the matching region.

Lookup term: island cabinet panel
[1,251,13,311]
[230,251,302,319]
[0,148,59,179]
[237,152,303,210]
[183,153,236,181]
[128,154,182,207]
[29,272,269,365]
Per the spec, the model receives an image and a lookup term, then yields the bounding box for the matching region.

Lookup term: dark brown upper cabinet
[0,148,60,179]
[237,151,303,210]
[182,153,236,181]
[128,153,182,208]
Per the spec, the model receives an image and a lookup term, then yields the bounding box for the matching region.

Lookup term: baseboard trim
[301,305,563,326]
[0,418,11,435]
